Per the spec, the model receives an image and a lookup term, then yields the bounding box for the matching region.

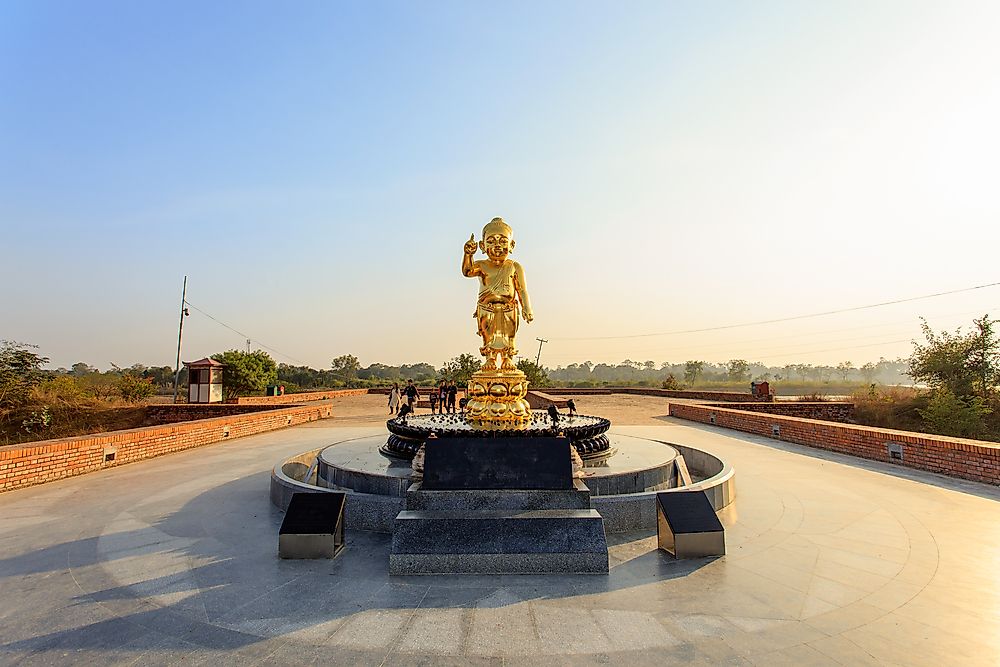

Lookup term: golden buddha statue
[462,217,533,371]
[461,218,533,428]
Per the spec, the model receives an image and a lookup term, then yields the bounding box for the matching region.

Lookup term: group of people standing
[387,380,459,415]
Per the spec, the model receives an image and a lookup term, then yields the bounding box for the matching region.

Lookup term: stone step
[389,508,609,574]
[405,480,591,511]
[390,552,608,575]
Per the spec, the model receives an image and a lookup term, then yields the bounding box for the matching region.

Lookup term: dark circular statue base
[380,411,614,463]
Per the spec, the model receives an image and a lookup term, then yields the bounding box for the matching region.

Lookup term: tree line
[547,358,911,387]
[3,313,999,441]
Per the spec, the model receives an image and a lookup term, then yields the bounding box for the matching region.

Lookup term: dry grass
[0,377,149,446]
[849,385,927,433]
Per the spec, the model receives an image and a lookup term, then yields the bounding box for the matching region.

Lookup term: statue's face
[481,233,513,262]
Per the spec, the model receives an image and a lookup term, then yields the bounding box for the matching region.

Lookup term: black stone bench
[278,492,346,559]
[656,490,725,558]
[525,390,569,409]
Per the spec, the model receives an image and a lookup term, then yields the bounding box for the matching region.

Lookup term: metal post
[534,338,548,366]
[172,276,188,404]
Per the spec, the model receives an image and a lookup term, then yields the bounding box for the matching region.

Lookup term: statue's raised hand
[463,234,478,255]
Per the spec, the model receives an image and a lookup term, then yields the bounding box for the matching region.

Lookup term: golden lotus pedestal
[465,369,531,430]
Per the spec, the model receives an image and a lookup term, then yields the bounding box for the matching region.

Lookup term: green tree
[0,341,49,408]
[727,359,750,382]
[836,361,855,381]
[117,372,156,403]
[71,362,96,376]
[860,362,878,383]
[917,388,992,438]
[211,350,278,400]
[331,354,361,380]
[439,353,481,386]
[683,360,704,386]
[516,359,549,387]
[359,363,401,381]
[909,315,999,399]
[400,363,438,382]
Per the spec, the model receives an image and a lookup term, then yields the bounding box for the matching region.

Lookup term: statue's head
[481,217,514,262]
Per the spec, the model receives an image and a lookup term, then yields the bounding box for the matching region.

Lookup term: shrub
[21,407,52,433]
[117,373,156,403]
[32,376,89,403]
[917,388,992,439]
[850,384,925,432]
[661,374,682,390]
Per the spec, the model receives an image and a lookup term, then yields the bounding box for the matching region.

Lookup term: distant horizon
[13,278,999,372]
[36,347,914,375]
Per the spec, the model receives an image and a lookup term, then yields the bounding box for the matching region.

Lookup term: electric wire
[551,281,1000,341]
[183,301,311,366]
[540,304,1000,365]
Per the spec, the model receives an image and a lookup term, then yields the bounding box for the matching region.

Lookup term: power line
[183,300,311,366]
[183,302,250,340]
[539,303,1000,364]
[551,281,1000,341]
[751,338,914,361]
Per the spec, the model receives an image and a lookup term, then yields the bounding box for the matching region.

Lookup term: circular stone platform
[321,433,679,497]
[272,430,735,533]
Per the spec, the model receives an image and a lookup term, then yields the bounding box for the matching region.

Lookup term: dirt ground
[314,392,672,427]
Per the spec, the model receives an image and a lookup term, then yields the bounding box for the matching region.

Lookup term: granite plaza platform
[1,394,998,665]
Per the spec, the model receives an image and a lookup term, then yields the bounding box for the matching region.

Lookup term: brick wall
[620,388,761,402]
[547,387,760,402]
[145,404,281,424]
[232,389,369,404]
[543,388,614,395]
[701,401,855,422]
[367,387,446,395]
[669,402,1000,485]
[0,403,334,493]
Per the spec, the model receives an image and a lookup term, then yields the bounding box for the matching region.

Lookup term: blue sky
[3,1,999,370]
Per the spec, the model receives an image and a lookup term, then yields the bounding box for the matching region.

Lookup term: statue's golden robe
[475,260,519,358]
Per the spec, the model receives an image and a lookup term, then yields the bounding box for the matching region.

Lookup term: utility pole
[172,276,188,404]
[534,338,548,366]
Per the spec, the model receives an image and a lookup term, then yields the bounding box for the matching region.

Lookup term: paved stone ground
[1,395,998,665]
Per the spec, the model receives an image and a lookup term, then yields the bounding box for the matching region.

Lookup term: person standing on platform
[404,380,419,412]
[388,383,401,415]
[429,390,439,414]
[447,381,458,413]
[438,381,448,414]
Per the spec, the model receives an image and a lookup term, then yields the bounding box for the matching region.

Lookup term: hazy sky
[3,1,999,371]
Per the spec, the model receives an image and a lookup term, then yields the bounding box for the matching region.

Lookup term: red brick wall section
[0,403,334,493]
[145,404,282,425]
[701,402,855,422]
[542,388,614,395]
[617,388,761,402]
[547,387,760,402]
[669,402,1000,485]
[232,389,369,404]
